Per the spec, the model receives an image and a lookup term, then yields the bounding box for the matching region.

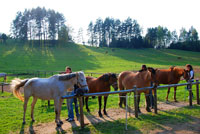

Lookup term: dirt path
[3,85,199,134]
[23,101,199,134]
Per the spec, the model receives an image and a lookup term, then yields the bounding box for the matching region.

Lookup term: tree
[11,7,67,44]
[58,25,69,43]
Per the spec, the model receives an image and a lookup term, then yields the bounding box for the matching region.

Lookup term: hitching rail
[62,80,200,128]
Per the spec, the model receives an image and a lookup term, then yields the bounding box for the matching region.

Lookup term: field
[0,43,200,133]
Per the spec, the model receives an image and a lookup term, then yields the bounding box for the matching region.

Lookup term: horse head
[100,73,118,91]
[183,69,190,82]
[109,73,118,91]
[76,71,89,93]
[172,67,190,82]
[147,67,157,83]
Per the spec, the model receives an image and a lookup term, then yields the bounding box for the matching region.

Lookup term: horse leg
[166,87,170,102]
[58,99,64,125]
[145,93,151,112]
[123,93,127,107]
[137,94,141,113]
[119,93,123,108]
[98,96,102,117]
[23,97,30,124]
[54,98,61,127]
[85,97,90,112]
[103,95,108,115]
[174,86,178,102]
[31,97,38,122]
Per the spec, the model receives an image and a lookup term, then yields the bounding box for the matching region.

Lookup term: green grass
[70,105,200,134]
[1,43,200,73]
[0,42,200,133]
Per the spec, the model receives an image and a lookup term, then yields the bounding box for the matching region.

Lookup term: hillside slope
[0,43,200,73]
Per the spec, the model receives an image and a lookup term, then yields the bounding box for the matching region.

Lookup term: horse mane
[99,73,117,81]
[58,73,76,81]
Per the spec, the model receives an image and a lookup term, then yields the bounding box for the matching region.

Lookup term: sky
[1,0,200,40]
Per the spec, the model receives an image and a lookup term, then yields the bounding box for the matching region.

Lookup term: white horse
[11,71,89,127]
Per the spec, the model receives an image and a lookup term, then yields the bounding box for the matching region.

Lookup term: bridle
[111,82,118,87]
[76,72,88,88]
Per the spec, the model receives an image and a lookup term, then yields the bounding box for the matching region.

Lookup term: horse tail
[11,78,29,102]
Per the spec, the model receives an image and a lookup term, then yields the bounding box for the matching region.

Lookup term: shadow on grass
[137,105,200,133]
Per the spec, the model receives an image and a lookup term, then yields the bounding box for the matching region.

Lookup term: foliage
[11,7,68,43]
[87,17,145,48]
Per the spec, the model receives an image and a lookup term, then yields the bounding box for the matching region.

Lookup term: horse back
[86,76,110,93]
[119,71,140,89]
[156,69,180,84]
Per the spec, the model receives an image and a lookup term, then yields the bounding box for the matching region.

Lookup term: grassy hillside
[0,43,200,74]
[0,43,200,133]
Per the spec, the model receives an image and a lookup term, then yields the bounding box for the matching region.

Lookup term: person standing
[186,64,194,97]
[64,66,80,122]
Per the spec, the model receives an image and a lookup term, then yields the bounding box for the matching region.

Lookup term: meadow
[0,42,200,133]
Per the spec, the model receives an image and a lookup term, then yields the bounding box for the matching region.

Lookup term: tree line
[10,7,70,44]
[0,7,200,51]
[87,17,200,51]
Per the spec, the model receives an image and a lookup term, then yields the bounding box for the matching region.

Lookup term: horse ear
[111,73,117,78]
[170,66,175,71]
[148,67,156,74]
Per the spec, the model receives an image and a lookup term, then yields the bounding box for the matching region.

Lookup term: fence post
[153,86,158,114]
[78,96,85,128]
[133,86,138,118]
[196,80,199,105]
[189,81,193,106]
[48,100,50,107]
[1,84,3,93]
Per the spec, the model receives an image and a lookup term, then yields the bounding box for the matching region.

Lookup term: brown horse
[118,67,156,113]
[86,73,118,117]
[154,66,189,102]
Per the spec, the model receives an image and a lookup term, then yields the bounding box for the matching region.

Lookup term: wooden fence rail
[62,80,200,128]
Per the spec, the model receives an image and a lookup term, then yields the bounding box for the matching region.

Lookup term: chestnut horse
[154,66,189,102]
[86,73,118,117]
[118,67,156,113]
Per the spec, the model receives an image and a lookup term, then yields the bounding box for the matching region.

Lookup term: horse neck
[173,68,184,78]
[64,77,77,89]
[97,77,110,87]
[138,71,151,82]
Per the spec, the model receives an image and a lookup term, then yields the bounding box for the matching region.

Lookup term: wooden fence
[62,80,200,129]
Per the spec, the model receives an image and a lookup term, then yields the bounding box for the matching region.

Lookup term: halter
[111,82,118,86]
[76,72,88,88]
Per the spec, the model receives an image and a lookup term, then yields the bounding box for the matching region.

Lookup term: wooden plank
[153,87,158,114]
[134,86,138,118]
[78,96,85,128]
[189,82,193,106]
[196,80,199,105]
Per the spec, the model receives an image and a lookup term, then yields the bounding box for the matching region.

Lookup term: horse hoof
[98,112,103,117]
[87,109,90,112]
[32,119,35,122]
[104,111,108,115]
[119,104,122,108]
[174,100,178,102]
[166,101,170,104]
[60,121,63,124]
